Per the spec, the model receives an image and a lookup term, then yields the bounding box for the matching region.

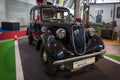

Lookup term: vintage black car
[27,5,105,76]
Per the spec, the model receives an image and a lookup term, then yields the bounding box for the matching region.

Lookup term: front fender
[40,34,54,49]
[38,34,64,57]
[86,34,104,52]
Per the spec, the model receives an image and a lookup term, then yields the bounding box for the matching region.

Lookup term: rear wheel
[28,32,33,45]
[40,43,57,76]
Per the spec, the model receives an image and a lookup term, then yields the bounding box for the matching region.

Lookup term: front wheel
[40,43,57,76]
[28,36,33,45]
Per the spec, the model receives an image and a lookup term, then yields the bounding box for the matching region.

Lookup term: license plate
[73,57,95,69]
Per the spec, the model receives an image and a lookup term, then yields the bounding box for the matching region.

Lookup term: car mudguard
[86,34,104,52]
[37,34,64,56]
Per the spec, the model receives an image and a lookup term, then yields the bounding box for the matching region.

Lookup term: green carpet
[0,40,16,80]
[105,54,120,62]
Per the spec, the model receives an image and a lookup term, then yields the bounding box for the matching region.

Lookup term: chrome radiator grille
[72,25,86,55]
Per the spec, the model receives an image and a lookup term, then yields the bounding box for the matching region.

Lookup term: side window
[34,9,40,22]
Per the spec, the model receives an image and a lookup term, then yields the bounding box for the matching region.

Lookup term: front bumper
[53,50,106,65]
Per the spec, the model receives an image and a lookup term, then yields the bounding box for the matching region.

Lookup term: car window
[42,8,54,19]
[34,9,40,22]
[42,8,69,21]
[64,12,69,19]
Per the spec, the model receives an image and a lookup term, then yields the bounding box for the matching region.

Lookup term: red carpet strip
[0,31,26,41]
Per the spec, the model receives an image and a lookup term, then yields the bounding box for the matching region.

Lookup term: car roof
[30,5,69,11]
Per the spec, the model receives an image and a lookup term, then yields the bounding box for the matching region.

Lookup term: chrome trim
[53,50,106,65]
[47,35,54,47]
[88,28,95,36]
[71,25,86,55]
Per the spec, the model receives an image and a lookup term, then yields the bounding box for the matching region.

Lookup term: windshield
[42,8,70,21]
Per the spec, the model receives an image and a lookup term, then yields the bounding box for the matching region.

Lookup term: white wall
[0,0,6,27]
[18,0,36,5]
[5,0,35,26]
[89,3,120,38]
[0,0,35,27]
[89,4,114,23]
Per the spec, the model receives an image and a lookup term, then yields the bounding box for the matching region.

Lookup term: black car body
[27,5,105,76]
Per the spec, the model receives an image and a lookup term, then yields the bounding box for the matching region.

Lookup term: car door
[30,8,41,41]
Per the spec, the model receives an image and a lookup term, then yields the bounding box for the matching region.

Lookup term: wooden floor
[103,39,120,46]
[103,39,120,56]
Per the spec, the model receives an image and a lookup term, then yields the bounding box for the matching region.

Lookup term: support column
[74,0,81,19]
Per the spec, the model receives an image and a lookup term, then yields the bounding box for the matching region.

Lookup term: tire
[26,28,28,35]
[28,32,33,45]
[40,43,57,76]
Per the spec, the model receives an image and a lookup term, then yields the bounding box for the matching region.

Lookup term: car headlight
[56,28,66,39]
[88,28,95,36]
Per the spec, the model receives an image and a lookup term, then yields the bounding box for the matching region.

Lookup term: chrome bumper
[53,50,106,65]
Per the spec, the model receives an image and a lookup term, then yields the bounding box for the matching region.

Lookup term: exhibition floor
[18,37,120,80]
[104,40,120,57]
[0,36,120,80]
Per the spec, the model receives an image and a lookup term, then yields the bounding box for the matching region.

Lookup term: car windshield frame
[41,7,70,21]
